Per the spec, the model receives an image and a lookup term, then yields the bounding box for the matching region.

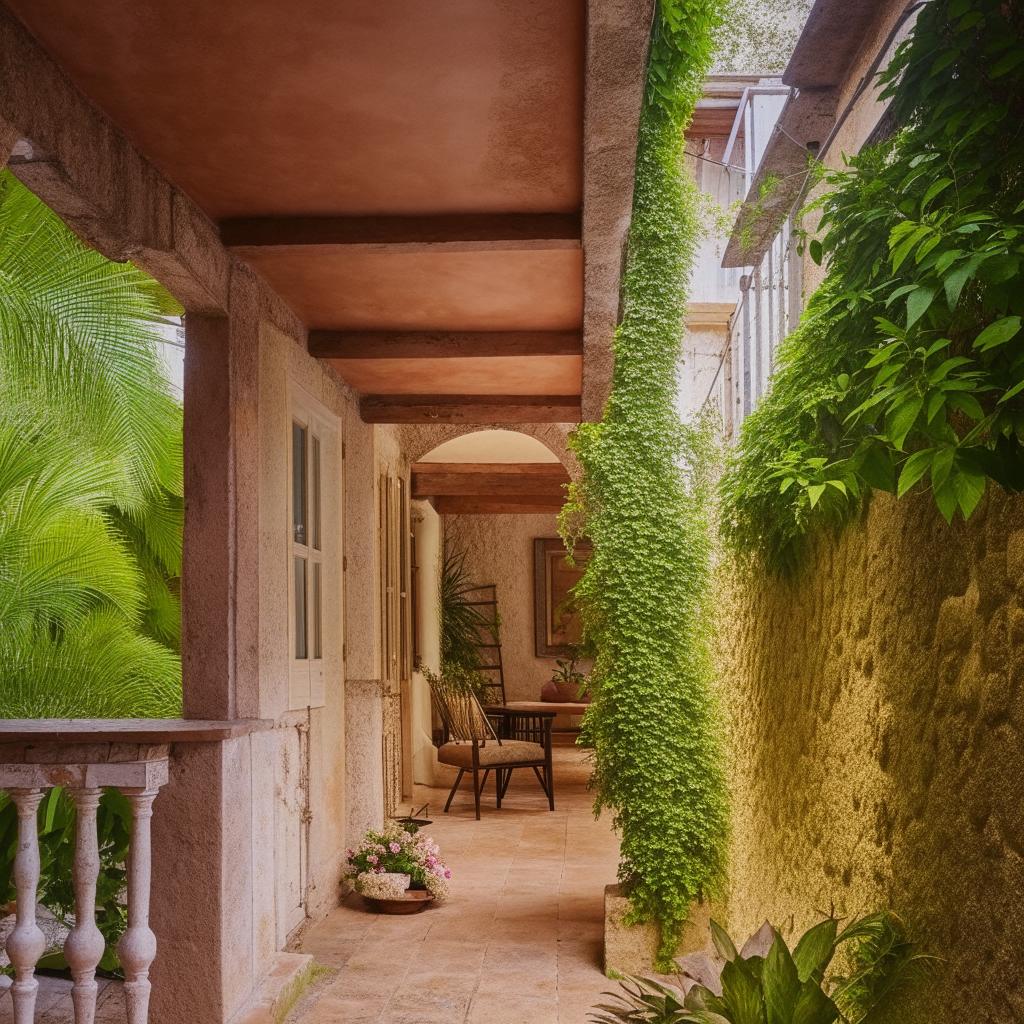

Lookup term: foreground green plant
[720,0,1024,572]
[561,0,728,968]
[591,912,928,1023]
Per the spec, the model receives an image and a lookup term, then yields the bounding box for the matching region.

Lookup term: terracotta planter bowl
[362,890,434,915]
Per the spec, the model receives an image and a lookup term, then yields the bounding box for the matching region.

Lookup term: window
[289,392,336,708]
[717,216,802,437]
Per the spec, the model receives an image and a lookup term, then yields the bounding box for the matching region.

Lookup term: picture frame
[533,537,591,658]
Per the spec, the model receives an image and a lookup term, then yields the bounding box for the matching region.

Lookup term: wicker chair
[428,672,554,820]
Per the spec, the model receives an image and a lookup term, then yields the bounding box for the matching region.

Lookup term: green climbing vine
[720,0,1024,573]
[560,0,728,969]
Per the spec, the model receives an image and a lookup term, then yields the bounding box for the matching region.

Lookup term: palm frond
[0,608,182,718]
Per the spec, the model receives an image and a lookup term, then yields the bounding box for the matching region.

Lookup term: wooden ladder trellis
[459,583,506,706]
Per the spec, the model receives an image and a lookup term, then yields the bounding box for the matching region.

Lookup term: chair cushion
[438,740,545,768]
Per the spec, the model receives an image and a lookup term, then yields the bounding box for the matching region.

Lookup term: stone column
[345,680,386,845]
[182,314,234,719]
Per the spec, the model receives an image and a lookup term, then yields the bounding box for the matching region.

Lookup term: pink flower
[388,842,401,854]
[367,854,378,865]
[444,869,452,879]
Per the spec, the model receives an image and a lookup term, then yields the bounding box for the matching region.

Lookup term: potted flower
[541,652,590,703]
[344,821,451,913]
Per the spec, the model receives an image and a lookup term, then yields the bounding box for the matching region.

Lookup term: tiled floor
[291,745,620,1024]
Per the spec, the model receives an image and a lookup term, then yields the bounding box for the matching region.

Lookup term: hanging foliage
[561,0,728,968]
[720,0,1024,573]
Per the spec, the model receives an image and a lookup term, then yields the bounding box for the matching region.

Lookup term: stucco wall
[445,512,563,702]
[718,490,1024,1021]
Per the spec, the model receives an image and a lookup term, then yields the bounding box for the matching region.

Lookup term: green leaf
[954,467,986,518]
[998,378,1024,404]
[887,397,924,450]
[943,253,984,308]
[858,445,896,492]
[930,447,955,490]
[763,934,801,1024]
[874,317,907,340]
[807,483,826,508]
[865,340,904,367]
[934,249,963,275]
[710,920,739,963]
[948,393,984,420]
[809,239,823,265]
[906,286,936,328]
[791,981,840,1024]
[897,449,934,496]
[791,919,838,982]
[927,356,972,383]
[884,283,919,308]
[934,479,958,523]
[927,390,947,423]
[974,316,1022,352]
[921,176,953,210]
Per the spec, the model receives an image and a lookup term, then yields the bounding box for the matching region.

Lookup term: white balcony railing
[2,748,169,1024]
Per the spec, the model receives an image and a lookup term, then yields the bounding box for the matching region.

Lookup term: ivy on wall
[561,0,728,968]
[720,0,1024,573]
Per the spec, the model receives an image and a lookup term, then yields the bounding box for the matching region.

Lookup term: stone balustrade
[2,751,167,1024]
[0,719,273,1024]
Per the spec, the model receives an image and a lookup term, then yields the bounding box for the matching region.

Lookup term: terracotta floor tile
[291,747,617,1024]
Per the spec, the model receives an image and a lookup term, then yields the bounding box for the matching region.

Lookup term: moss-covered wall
[719,490,1024,1021]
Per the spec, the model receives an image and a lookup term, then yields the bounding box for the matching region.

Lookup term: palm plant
[0,170,183,717]
[439,547,493,677]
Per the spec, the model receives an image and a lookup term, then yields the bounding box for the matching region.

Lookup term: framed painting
[533,537,591,658]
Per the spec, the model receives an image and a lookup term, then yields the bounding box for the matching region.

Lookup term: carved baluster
[5,788,46,1024]
[65,787,105,1024]
[117,789,158,1024]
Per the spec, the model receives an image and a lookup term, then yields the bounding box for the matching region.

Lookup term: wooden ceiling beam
[221,213,580,255]
[411,462,569,499]
[432,496,566,515]
[309,330,582,360]
[359,394,581,424]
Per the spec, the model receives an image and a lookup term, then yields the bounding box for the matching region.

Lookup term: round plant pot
[363,890,434,915]
[542,680,588,703]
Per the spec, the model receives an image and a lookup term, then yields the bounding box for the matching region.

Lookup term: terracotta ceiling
[6,0,645,422]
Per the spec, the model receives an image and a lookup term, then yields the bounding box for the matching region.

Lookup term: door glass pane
[292,422,307,545]
[294,556,308,659]
[312,562,322,660]
[311,436,321,551]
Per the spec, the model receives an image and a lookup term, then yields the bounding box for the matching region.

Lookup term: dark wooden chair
[427,673,555,820]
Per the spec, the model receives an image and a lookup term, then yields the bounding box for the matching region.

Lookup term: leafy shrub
[720,0,1024,572]
[591,912,928,1023]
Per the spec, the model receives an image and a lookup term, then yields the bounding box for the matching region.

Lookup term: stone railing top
[0,718,275,744]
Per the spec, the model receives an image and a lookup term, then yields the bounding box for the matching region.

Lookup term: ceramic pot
[541,680,584,702]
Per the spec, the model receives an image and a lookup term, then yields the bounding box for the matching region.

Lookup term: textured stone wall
[445,512,563,702]
[719,489,1024,1021]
